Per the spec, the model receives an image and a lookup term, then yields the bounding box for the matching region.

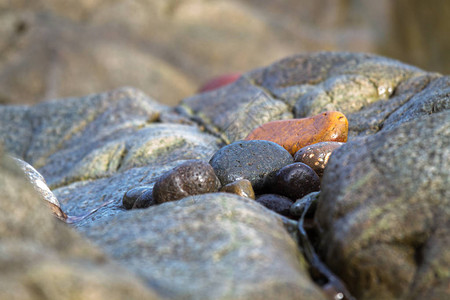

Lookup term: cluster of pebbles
[123,111,348,220]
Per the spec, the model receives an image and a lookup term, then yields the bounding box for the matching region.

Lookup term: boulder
[78,193,326,300]
[316,111,450,299]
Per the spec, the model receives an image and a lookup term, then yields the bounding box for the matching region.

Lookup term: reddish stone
[245,111,348,155]
[198,73,241,92]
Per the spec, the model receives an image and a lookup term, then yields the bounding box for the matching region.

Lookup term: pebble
[255,194,294,218]
[273,163,321,200]
[209,140,293,193]
[153,159,220,204]
[244,111,348,155]
[294,142,344,178]
[219,179,255,199]
[133,189,155,209]
[290,191,320,218]
[123,186,150,210]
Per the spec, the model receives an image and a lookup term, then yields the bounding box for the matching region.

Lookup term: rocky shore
[0,52,448,299]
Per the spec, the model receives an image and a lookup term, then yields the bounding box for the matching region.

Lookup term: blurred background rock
[0,0,448,105]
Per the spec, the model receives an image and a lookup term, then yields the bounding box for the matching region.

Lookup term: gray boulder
[78,193,325,300]
[316,111,450,300]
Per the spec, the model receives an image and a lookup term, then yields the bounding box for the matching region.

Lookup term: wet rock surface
[255,194,295,218]
[209,140,294,192]
[152,159,219,204]
[294,142,344,178]
[245,111,348,155]
[219,179,255,199]
[273,163,321,201]
[0,51,448,300]
[122,186,152,210]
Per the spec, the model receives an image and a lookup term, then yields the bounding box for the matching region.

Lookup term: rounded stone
[133,189,155,209]
[294,142,344,178]
[209,140,294,193]
[255,194,294,218]
[245,111,348,155]
[153,159,220,204]
[290,191,320,218]
[122,186,150,210]
[273,163,321,200]
[219,179,255,199]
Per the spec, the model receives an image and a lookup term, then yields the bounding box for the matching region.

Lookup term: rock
[133,189,155,209]
[209,140,294,192]
[180,53,428,143]
[179,78,291,143]
[122,186,150,210]
[294,142,344,177]
[255,194,295,218]
[0,87,220,189]
[273,163,321,201]
[219,179,255,199]
[316,111,450,299]
[78,193,325,300]
[55,161,186,227]
[0,149,162,300]
[11,156,67,220]
[198,73,241,93]
[245,111,348,155]
[290,191,320,218]
[153,159,220,204]
[0,106,31,158]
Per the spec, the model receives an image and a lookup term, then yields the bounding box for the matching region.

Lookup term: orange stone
[244,111,348,155]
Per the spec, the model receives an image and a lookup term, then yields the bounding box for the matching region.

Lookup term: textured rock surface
[316,111,450,300]
[0,87,219,189]
[209,140,294,192]
[0,150,161,300]
[78,193,325,300]
[180,52,429,142]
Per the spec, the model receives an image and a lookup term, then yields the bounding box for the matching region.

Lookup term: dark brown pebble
[123,186,150,210]
[153,159,220,204]
[133,189,155,209]
[220,179,255,199]
[255,194,294,218]
[294,141,344,178]
[273,162,321,200]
